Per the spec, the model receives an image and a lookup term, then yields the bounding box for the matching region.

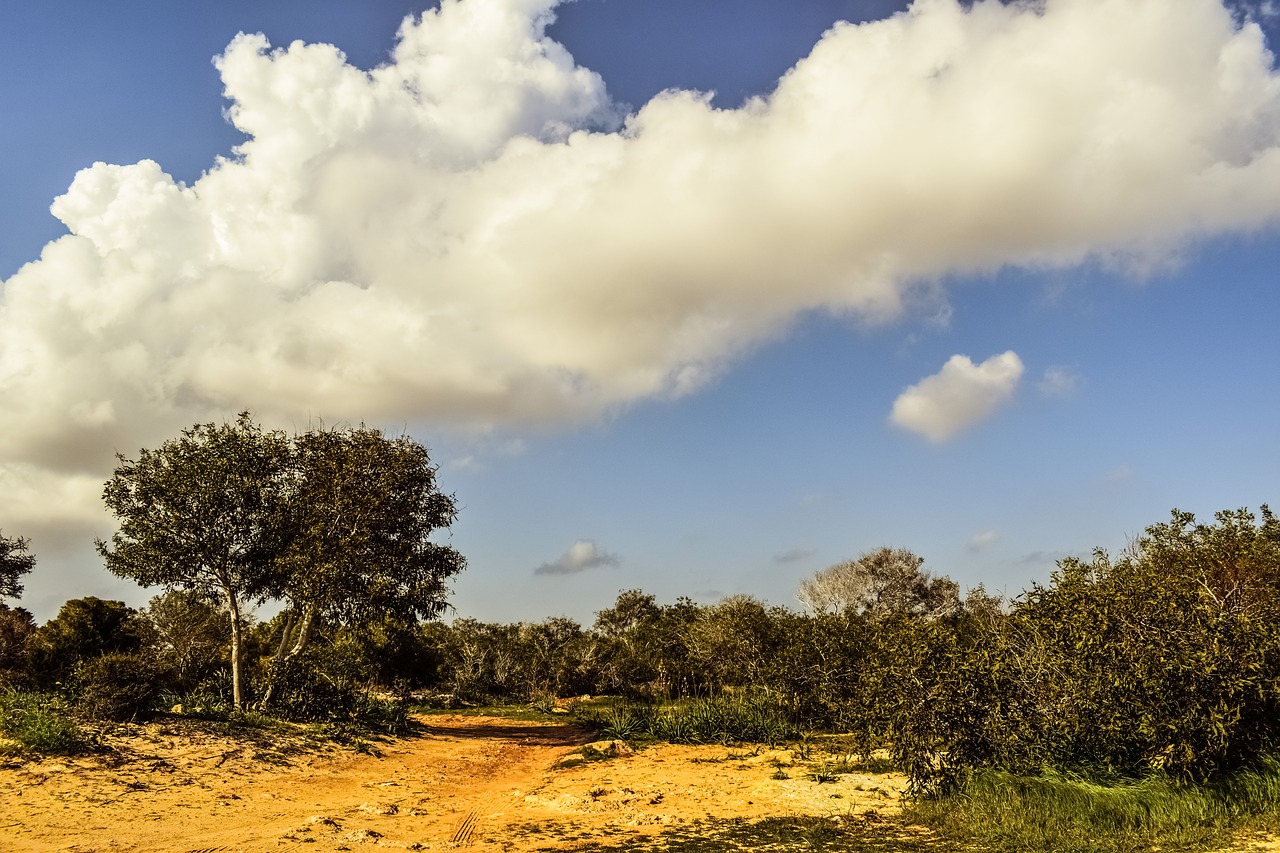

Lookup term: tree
[144,590,231,691]
[28,596,154,688]
[0,532,35,600]
[797,547,960,620]
[98,413,292,709]
[261,425,466,702]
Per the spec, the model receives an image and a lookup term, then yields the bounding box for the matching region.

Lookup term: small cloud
[1103,464,1136,484]
[890,352,1024,442]
[967,530,1001,552]
[1039,367,1080,397]
[534,539,620,576]
[773,547,817,564]
[448,454,480,472]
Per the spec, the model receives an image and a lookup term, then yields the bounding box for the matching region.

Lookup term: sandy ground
[0,714,907,852]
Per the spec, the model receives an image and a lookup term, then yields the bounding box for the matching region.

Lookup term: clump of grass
[0,689,91,755]
[907,759,1280,853]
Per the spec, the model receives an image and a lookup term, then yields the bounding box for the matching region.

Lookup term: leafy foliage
[28,597,153,689]
[74,652,168,722]
[98,413,291,708]
[0,532,35,600]
[0,604,36,687]
[0,689,89,754]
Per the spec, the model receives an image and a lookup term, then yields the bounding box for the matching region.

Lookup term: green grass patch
[574,694,806,747]
[907,759,1280,853]
[0,689,92,755]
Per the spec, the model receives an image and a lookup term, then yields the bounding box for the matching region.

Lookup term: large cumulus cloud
[3,0,1280,529]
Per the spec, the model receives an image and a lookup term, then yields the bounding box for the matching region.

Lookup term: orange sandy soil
[0,713,909,853]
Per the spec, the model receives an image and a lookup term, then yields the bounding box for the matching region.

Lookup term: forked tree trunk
[260,604,317,709]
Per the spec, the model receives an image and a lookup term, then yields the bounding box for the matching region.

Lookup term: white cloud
[1039,366,1081,397]
[890,351,1024,441]
[967,529,1001,552]
[3,0,1280,532]
[534,539,620,576]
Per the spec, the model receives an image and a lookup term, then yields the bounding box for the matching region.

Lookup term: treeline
[6,505,1280,799]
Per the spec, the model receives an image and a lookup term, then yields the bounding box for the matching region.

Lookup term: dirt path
[1,714,906,852]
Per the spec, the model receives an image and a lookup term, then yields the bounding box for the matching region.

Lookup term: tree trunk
[226,588,244,710]
[260,605,316,709]
[289,605,317,658]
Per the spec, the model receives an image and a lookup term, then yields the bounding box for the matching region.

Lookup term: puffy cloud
[3,0,1280,521]
[891,351,1024,441]
[534,539,620,576]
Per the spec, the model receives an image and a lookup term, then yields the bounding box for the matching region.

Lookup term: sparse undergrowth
[573,694,806,747]
[0,689,92,755]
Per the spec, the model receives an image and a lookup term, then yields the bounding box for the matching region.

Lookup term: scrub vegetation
[3,416,1280,850]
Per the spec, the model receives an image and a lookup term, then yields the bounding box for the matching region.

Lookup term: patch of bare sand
[0,714,907,852]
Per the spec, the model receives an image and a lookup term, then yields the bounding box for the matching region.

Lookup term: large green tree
[262,426,465,703]
[97,413,292,708]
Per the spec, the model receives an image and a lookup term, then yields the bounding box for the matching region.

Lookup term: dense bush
[28,597,155,688]
[894,507,1280,793]
[74,652,168,722]
[0,604,36,687]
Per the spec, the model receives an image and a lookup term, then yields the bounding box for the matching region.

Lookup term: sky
[2,0,1279,626]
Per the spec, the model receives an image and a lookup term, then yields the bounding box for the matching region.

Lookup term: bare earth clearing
[1,713,913,853]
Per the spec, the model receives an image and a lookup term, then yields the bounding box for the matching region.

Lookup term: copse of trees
[97,413,465,710]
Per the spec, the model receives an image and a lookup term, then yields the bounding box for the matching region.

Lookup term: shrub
[74,652,168,722]
[0,689,89,754]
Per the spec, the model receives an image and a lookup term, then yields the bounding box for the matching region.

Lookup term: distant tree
[593,591,702,697]
[260,425,465,705]
[28,597,154,688]
[0,532,35,600]
[797,547,960,620]
[685,595,784,691]
[144,590,231,691]
[98,413,292,709]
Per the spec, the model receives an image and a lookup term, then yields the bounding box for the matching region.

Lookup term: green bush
[29,597,154,688]
[892,507,1280,795]
[74,652,168,722]
[0,689,89,754]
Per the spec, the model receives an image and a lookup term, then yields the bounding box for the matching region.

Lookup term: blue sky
[2,0,1279,624]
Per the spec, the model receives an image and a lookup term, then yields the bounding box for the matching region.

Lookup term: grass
[0,689,92,755]
[907,759,1280,853]
[574,694,806,747]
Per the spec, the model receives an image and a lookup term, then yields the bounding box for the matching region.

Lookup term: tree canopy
[97,413,465,709]
[98,413,291,708]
